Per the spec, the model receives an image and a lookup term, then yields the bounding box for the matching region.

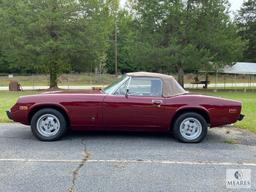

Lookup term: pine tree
[237,0,256,62]
[0,0,117,88]
[124,0,246,86]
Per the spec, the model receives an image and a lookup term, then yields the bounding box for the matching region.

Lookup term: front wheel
[173,112,208,143]
[31,108,67,141]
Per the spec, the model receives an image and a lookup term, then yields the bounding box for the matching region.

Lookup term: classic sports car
[7,72,244,143]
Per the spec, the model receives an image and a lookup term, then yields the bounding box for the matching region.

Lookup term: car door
[63,93,105,130]
[103,77,169,131]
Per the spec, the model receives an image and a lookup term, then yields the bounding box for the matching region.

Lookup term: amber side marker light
[229,108,237,113]
[19,106,29,110]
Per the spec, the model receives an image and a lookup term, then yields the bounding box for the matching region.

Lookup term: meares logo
[226,169,251,189]
[227,180,251,186]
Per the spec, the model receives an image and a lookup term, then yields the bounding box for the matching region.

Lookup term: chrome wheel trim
[179,117,202,140]
[36,114,60,137]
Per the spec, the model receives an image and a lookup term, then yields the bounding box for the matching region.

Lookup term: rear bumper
[6,110,13,120]
[238,114,244,121]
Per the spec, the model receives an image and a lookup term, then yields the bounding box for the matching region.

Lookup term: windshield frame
[103,75,129,95]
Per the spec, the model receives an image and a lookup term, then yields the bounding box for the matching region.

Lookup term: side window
[114,79,129,95]
[128,77,162,96]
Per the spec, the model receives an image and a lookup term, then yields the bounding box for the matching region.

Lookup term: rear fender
[171,106,211,129]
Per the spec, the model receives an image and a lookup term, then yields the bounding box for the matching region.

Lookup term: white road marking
[0,158,256,166]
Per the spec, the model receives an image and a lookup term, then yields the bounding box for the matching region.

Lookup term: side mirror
[125,89,129,98]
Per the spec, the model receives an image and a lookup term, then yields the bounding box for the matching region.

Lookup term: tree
[236,0,256,62]
[125,0,246,86]
[0,0,117,88]
[69,0,119,74]
[192,0,246,68]
[106,9,137,74]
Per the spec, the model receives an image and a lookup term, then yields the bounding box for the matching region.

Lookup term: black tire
[31,108,67,141]
[173,112,208,143]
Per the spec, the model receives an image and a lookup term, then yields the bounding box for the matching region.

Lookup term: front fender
[27,102,70,124]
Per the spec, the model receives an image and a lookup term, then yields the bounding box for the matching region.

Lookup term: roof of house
[223,62,256,75]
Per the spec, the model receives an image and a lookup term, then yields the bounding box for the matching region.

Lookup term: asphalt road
[0,123,256,192]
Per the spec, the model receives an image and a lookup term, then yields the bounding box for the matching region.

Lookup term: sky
[120,0,244,13]
[229,0,244,12]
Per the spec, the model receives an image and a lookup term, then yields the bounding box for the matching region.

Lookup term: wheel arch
[170,107,210,130]
[28,104,70,126]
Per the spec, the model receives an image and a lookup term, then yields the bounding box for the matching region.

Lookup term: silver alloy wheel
[179,117,202,140]
[36,114,60,137]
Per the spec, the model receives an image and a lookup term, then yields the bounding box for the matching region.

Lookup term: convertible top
[127,72,187,97]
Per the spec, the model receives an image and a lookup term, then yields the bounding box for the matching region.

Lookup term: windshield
[103,75,128,94]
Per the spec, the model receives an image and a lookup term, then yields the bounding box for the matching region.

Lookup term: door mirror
[125,89,129,98]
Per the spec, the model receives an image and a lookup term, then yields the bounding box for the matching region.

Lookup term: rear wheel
[173,112,208,143]
[31,108,67,141]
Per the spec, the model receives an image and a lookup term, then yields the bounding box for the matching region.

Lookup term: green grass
[0,73,117,86]
[0,90,255,133]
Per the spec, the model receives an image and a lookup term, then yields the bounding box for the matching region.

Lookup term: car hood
[41,89,103,95]
[16,89,105,104]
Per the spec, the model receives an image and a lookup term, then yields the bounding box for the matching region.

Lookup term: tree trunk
[49,64,58,89]
[177,66,184,87]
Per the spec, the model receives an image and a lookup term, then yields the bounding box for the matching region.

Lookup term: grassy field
[0,73,255,86]
[0,90,255,132]
[0,73,117,86]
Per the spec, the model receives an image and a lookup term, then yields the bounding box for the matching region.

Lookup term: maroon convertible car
[7,72,244,143]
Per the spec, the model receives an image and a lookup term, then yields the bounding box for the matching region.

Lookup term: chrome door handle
[152,100,163,105]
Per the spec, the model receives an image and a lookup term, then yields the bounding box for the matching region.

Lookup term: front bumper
[238,114,244,121]
[6,110,13,120]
